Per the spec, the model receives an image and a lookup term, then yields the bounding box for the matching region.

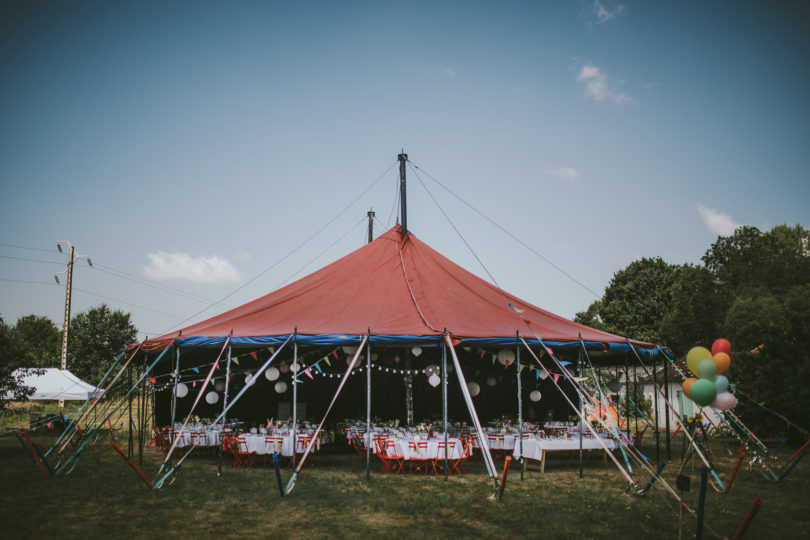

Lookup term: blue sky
[1,0,808,340]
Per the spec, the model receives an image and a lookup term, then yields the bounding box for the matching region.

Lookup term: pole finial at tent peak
[398,152,408,239]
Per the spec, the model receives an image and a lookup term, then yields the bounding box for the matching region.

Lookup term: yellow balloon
[686,347,712,376]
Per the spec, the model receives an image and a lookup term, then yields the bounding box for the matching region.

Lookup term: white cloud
[442,68,457,79]
[577,64,631,104]
[592,0,625,24]
[144,251,241,284]
[696,204,742,236]
[544,167,582,183]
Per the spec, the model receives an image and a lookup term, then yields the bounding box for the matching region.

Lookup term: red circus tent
[141,225,653,356]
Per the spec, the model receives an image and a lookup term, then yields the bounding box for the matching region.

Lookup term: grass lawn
[1,407,808,539]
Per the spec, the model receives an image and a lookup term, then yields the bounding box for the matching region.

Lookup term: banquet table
[241,431,328,457]
[512,436,620,473]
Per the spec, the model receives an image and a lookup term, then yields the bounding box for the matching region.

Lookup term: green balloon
[691,379,717,407]
[687,347,712,376]
[697,359,718,380]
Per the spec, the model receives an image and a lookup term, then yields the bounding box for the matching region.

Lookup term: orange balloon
[682,377,698,399]
[713,352,731,374]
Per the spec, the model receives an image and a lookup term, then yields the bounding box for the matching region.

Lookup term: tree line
[575,224,810,436]
[0,305,137,411]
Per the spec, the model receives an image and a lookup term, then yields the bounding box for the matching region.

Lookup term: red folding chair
[233,436,255,468]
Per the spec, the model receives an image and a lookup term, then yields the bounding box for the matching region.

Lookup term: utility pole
[367,208,375,244]
[55,241,92,409]
[398,152,408,239]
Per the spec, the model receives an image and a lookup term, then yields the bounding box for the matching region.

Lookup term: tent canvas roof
[144,226,653,354]
[7,368,103,401]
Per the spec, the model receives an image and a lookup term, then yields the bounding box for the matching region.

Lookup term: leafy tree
[67,304,138,385]
[0,317,42,411]
[575,257,682,344]
[14,315,61,368]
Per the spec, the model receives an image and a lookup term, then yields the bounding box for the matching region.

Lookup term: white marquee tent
[6,368,103,401]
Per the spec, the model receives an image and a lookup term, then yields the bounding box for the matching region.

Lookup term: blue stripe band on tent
[176,335,658,355]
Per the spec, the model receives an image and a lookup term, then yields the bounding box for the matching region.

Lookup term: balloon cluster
[682,338,737,410]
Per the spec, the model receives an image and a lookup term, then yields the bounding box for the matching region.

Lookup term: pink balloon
[712,392,737,411]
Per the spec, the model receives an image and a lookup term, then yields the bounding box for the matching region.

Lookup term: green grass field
[2,406,808,539]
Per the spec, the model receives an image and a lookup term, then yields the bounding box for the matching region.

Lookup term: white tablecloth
[512,436,619,461]
[389,437,464,460]
[241,432,327,457]
[173,430,221,448]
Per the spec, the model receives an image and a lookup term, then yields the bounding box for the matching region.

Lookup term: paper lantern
[214,380,225,392]
[265,367,280,381]
[530,390,542,402]
[291,362,300,373]
[428,374,441,387]
[279,362,289,373]
[497,349,515,366]
[175,383,188,398]
[394,355,401,363]
[342,346,358,354]
[274,381,287,394]
[607,380,621,393]
[467,381,480,397]
[486,377,496,387]
[205,391,219,404]
[412,346,423,357]
[371,352,379,361]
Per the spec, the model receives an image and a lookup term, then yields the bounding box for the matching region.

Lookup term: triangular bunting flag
[268,347,275,354]
[232,357,239,365]
[295,378,303,383]
[314,363,323,373]
[324,357,331,366]
[560,361,572,367]
[553,374,559,384]
[192,367,199,374]
[250,351,258,360]
[536,370,540,380]
[148,377,156,384]
[304,369,313,379]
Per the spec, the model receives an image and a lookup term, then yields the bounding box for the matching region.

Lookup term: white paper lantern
[428,374,441,387]
[265,367,280,381]
[342,346,358,354]
[497,349,515,366]
[411,346,423,357]
[371,353,379,361]
[175,382,188,398]
[486,377,496,387]
[607,380,621,393]
[530,390,542,402]
[274,381,288,394]
[205,391,219,404]
[214,380,225,392]
[394,355,401,363]
[291,362,300,373]
[467,381,481,397]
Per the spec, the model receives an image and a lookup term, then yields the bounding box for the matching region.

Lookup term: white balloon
[712,392,737,411]
[205,391,219,404]
[214,380,225,392]
[265,367,280,381]
[411,346,423,357]
[274,381,288,394]
[428,374,441,387]
[486,377,496,387]
[175,382,188,398]
[467,381,480,397]
[530,390,542,402]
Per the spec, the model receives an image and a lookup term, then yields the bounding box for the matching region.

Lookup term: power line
[157,160,398,335]
[0,242,55,254]
[0,254,63,265]
[409,160,602,299]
